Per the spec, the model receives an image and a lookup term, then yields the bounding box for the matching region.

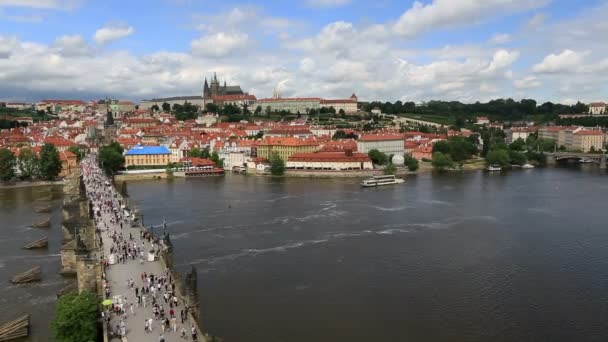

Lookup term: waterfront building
[589,102,606,115]
[59,150,78,177]
[357,133,405,155]
[571,130,605,152]
[124,145,171,167]
[257,137,320,160]
[286,150,372,171]
[411,146,433,160]
[505,127,537,143]
[538,126,571,147]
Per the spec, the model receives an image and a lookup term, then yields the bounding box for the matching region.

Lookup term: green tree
[67,146,84,162]
[431,152,453,171]
[384,164,397,175]
[201,148,211,159]
[188,147,202,158]
[51,291,98,342]
[18,148,38,180]
[162,102,171,112]
[269,152,285,176]
[509,149,527,166]
[210,151,223,168]
[509,138,526,151]
[404,155,419,171]
[332,130,347,140]
[368,149,388,165]
[486,149,511,167]
[99,141,125,175]
[254,105,262,115]
[205,103,220,113]
[151,104,160,112]
[0,148,16,181]
[39,143,62,180]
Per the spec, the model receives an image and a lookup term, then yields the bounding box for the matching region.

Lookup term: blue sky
[0,0,606,103]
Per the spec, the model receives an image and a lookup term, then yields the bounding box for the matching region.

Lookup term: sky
[0,0,606,104]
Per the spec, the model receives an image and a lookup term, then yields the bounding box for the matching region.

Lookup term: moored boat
[361,175,405,187]
[486,165,502,172]
[522,163,535,169]
[31,218,50,228]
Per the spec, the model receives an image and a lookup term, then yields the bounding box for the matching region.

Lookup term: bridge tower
[600,154,606,170]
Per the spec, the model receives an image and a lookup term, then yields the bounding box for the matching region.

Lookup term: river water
[2,166,608,341]
[0,185,65,342]
[123,166,608,342]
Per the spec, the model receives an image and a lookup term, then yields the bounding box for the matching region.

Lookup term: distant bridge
[545,152,607,169]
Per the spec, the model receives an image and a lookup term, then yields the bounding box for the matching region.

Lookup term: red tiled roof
[574,130,604,135]
[258,137,319,147]
[358,134,404,142]
[212,94,257,101]
[40,100,86,105]
[320,99,357,104]
[257,97,321,103]
[589,102,606,106]
[44,137,76,147]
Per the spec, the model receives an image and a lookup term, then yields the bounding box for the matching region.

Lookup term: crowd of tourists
[82,154,200,342]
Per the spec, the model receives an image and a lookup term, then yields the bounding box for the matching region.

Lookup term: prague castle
[139,73,245,110]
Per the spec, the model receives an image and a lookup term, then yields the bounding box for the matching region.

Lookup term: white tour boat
[361,175,405,187]
[486,165,502,172]
[522,163,535,169]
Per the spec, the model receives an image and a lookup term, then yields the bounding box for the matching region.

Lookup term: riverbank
[0,180,64,189]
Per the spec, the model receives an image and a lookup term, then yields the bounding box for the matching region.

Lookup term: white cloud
[393,0,549,38]
[191,32,251,58]
[306,0,351,8]
[0,0,80,9]
[483,49,520,74]
[299,58,315,73]
[489,33,512,45]
[0,8,44,22]
[532,49,588,73]
[514,76,541,89]
[526,13,546,28]
[52,34,91,56]
[94,24,135,44]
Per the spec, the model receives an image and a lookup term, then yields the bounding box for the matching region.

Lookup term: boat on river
[486,165,502,172]
[522,163,535,169]
[361,175,405,187]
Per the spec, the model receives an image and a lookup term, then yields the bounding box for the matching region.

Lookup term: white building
[255,97,321,114]
[356,134,405,155]
[589,102,606,115]
[506,127,537,143]
[222,151,247,170]
[320,94,358,114]
[286,151,373,171]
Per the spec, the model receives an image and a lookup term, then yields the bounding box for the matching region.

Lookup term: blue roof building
[125,145,171,155]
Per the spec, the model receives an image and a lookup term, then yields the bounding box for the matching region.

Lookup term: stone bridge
[546,152,607,169]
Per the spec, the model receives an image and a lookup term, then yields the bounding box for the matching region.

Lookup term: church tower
[203,78,210,99]
[210,72,220,97]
